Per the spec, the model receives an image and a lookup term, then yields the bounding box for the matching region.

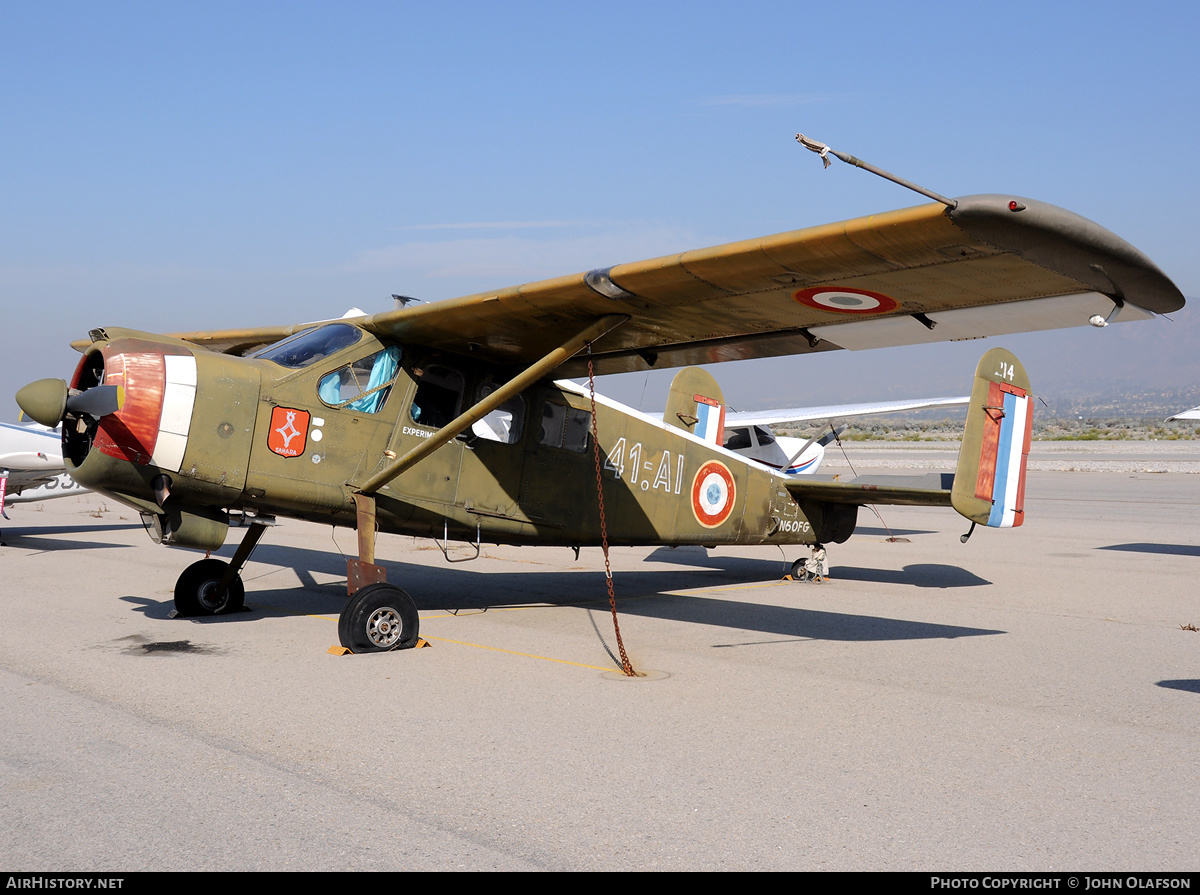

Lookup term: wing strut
[355,314,628,496]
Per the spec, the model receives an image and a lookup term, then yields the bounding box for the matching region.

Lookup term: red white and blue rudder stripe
[974,381,1032,528]
[951,348,1034,530]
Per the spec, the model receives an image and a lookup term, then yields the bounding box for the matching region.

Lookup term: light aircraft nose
[16,378,125,427]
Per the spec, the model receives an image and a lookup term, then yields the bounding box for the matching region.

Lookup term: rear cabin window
[470,383,525,444]
[540,402,590,452]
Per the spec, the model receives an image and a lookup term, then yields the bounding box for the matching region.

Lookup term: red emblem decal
[268,406,310,457]
[691,460,736,528]
[793,286,898,315]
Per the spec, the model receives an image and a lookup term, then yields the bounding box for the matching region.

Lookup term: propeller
[16,379,125,428]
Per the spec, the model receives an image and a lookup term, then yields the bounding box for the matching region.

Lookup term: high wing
[725,396,969,429]
[157,194,1183,375]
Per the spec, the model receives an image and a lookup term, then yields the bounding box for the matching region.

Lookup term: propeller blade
[65,384,125,419]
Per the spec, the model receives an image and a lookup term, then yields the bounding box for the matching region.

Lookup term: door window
[410,366,464,428]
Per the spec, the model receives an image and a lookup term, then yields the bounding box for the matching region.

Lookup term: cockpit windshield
[249,324,363,368]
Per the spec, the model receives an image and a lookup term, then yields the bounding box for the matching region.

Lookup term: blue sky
[2,1,1196,417]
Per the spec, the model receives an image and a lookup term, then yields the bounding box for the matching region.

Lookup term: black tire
[174,558,246,617]
[339,583,419,652]
[790,558,808,581]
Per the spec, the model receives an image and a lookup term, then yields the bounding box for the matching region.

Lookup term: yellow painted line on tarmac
[306,607,615,669]
[665,579,795,597]
[419,634,615,671]
[420,604,554,618]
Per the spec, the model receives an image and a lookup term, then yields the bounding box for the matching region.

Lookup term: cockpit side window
[318,347,401,414]
[410,365,464,429]
[752,426,776,445]
[722,427,752,450]
[250,324,362,369]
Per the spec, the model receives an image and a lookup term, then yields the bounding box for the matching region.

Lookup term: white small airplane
[653,378,969,475]
[0,421,87,516]
[1167,407,1200,422]
[720,396,970,474]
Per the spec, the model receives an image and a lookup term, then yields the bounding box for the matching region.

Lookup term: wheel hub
[365,607,403,648]
[197,580,225,612]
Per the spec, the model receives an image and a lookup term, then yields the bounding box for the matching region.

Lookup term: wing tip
[949,194,1185,315]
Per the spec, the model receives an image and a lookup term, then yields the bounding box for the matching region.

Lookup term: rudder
[952,348,1033,528]
[663,367,726,445]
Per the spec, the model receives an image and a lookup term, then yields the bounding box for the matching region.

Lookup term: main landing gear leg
[173,521,267,616]
[347,493,388,595]
[789,544,828,584]
[338,494,419,652]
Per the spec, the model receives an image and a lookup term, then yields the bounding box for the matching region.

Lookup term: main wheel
[790,558,809,581]
[339,583,420,652]
[174,558,246,617]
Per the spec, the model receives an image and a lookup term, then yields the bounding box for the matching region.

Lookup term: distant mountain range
[1010,305,1200,416]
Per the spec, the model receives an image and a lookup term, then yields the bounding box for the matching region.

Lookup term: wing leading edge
[159,195,1183,374]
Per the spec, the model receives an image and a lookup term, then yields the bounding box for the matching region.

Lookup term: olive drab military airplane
[16,192,1185,653]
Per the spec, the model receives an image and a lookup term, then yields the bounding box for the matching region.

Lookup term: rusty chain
[586,343,637,677]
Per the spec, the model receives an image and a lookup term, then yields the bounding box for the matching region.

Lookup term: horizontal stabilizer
[785,473,953,508]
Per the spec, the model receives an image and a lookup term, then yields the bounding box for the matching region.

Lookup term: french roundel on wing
[793,286,898,315]
[691,460,736,528]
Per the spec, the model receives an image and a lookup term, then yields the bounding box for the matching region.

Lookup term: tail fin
[952,348,1033,528]
[663,367,725,445]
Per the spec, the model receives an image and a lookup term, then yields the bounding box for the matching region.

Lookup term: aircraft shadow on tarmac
[851,526,938,537]
[118,540,1003,643]
[1098,543,1200,557]
[4,522,144,536]
[643,545,989,588]
[1,528,142,552]
[830,565,991,588]
[1157,680,1200,695]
